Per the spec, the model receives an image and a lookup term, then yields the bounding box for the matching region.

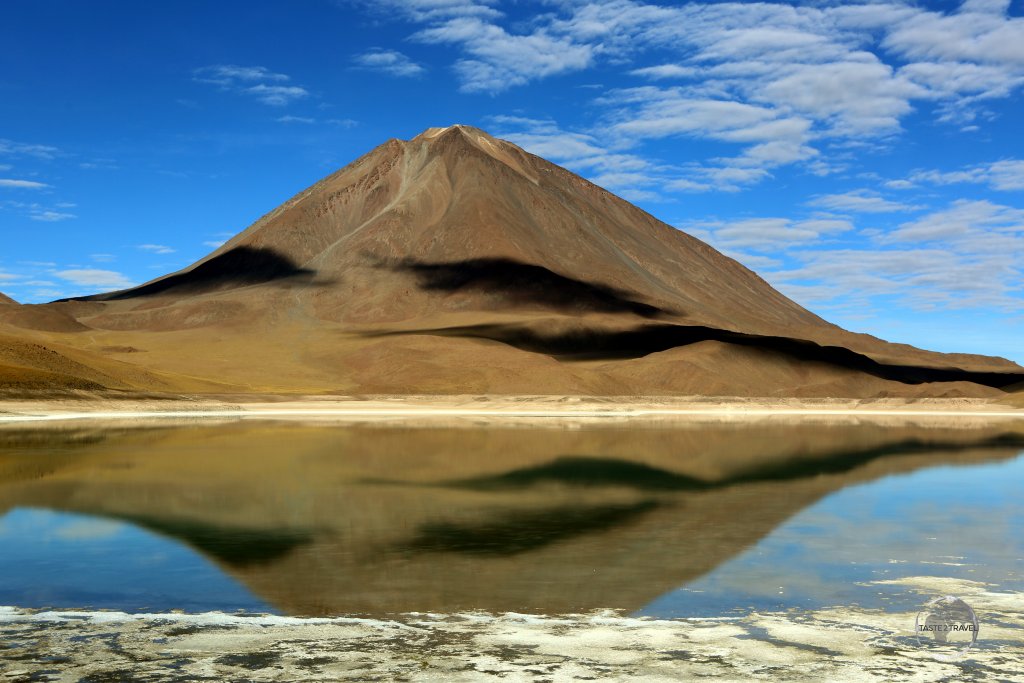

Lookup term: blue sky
[2,0,1023,363]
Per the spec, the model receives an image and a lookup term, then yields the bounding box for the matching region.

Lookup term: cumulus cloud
[353,49,426,77]
[194,64,309,106]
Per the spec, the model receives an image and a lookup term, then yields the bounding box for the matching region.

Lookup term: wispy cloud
[276,115,316,124]
[137,244,175,254]
[353,48,426,77]
[359,0,501,22]
[414,18,593,92]
[55,269,133,289]
[809,190,922,214]
[30,210,75,222]
[884,199,1024,243]
[327,118,358,128]
[686,216,854,252]
[629,64,697,80]
[491,116,671,199]
[0,139,60,160]
[907,159,1024,191]
[0,179,49,189]
[194,64,309,106]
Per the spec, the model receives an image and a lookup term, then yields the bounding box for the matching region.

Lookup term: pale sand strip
[3,407,1024,424]
[1,396,1023,424]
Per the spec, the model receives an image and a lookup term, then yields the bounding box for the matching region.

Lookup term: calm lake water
[0,419,1022,618]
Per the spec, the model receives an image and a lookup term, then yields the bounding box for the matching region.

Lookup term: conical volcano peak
[410,124,540,185]
[413,124,495,143]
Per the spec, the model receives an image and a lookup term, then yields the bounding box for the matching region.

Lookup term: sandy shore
[2,577,1021,682]
[1,394,1023,424]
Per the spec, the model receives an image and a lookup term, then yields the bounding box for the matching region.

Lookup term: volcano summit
[2,125,1023,398]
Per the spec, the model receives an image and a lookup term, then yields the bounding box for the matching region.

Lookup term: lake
[1,417,1022,621]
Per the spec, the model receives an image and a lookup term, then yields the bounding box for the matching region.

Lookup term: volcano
[3,125,1023,397]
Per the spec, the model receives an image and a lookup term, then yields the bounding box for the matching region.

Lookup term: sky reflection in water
[0,507,271,613]
[642,452,1024,617]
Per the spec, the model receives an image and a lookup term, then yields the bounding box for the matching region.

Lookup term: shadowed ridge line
[398,500,662,556]
[373,323,1024,389]
[88,511,314,567]
[56,246,317,302]
[369,434,1024,493]
[385,257,671,318]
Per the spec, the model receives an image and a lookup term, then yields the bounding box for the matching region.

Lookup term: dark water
[0,419,1021,617]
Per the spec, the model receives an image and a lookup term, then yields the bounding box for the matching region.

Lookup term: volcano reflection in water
[0,419,1021,616]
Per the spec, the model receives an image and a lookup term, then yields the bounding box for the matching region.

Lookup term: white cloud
[56,269,133,289]
[137,244,176,254]
[0,179,49,189]
[194,64,309,106]
[90,254,116,263]
[353,49,426,77]
[810,189,921,214]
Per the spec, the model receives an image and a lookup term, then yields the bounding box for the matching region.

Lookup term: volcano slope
[3,125,1023,397]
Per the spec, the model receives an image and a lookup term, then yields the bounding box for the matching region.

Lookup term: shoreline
[1,395,1023,424]
[3,575,1022,682]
